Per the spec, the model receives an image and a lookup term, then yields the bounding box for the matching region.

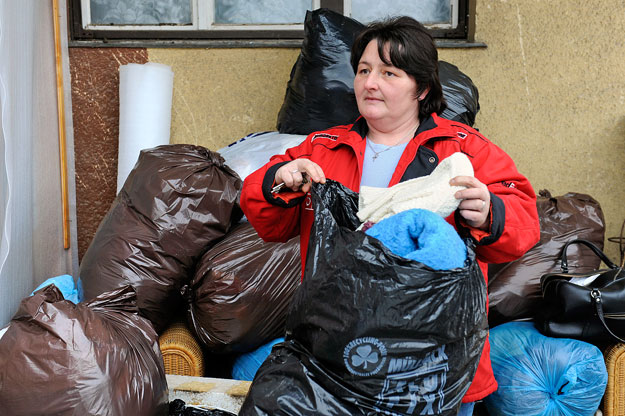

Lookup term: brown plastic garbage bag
[0,285,168,416]
[185,221,301,353]
[488,190,605,326]
[80,145,243,333]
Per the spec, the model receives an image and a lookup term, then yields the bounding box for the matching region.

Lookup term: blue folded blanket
[365,208,466,270]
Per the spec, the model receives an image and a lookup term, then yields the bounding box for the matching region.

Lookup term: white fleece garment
[357,152,474,224]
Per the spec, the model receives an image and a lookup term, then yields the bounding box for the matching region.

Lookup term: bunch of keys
[271,172,309,193]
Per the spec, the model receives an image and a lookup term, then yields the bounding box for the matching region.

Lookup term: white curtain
[90,0,192,24]
[351,0,451,24]
[0,0,77,326]
[214,0,311,24]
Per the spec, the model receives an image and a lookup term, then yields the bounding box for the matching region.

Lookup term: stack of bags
[0,144,302,415]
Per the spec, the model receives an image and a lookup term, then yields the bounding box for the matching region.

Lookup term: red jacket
[241,113,540,402]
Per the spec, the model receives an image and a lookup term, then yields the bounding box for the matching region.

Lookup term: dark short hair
[350,16,447,120]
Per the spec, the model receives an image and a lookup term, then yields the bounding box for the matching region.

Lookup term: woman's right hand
[275,159,326,193]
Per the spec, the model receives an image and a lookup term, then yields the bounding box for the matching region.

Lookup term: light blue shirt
[360,138,409,188]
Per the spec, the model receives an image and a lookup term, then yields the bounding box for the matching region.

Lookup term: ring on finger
[290,169,299,174]
[481,200,486,209]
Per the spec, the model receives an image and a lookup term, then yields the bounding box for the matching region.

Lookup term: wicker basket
[603,343,625,416]
[159,321,205,377]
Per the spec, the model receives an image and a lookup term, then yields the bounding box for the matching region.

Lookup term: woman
[241,16,540,415]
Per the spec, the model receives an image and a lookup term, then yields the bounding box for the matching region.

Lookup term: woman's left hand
[450,176,491,231]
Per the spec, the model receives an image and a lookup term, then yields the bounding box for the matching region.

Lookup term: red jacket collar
[346,113,459,150]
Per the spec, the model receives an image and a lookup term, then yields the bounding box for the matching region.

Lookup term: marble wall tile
[69,47,148,261]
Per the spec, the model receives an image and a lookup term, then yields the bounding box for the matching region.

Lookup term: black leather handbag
[537,239,625,343]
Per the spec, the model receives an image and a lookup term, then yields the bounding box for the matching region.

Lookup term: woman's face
[354,40,420,130]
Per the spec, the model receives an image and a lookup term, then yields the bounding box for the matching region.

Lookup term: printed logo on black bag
[373,346,449,415]
[343,337,387,376]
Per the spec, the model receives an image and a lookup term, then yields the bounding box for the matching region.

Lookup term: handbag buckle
[590,288,602,303]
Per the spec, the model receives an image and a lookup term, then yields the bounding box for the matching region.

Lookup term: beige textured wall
[148,0,625,261]
[441,0,625,261]
[148,48,299,151]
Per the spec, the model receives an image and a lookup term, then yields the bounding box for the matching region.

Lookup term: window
[69,0,475,46]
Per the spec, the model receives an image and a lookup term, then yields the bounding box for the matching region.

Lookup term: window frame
[68,0,477,47]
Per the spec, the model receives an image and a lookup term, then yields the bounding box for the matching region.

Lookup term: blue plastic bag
[31,274,83,304]
[232,338,285,381]
[485,322,607,416]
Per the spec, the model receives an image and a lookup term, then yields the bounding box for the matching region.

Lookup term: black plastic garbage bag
[276,8,481,135]
[168,399,237,416]
[438,61,480,127]
[276,9,362,135]
[240,180,488,416]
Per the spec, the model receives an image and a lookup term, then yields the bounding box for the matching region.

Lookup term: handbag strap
[560,239,619,272]
[591,288,625,343]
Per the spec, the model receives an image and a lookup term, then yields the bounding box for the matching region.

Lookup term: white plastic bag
[218,132,306,181]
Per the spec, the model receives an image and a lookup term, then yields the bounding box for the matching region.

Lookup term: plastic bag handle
[560,239,619,272]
